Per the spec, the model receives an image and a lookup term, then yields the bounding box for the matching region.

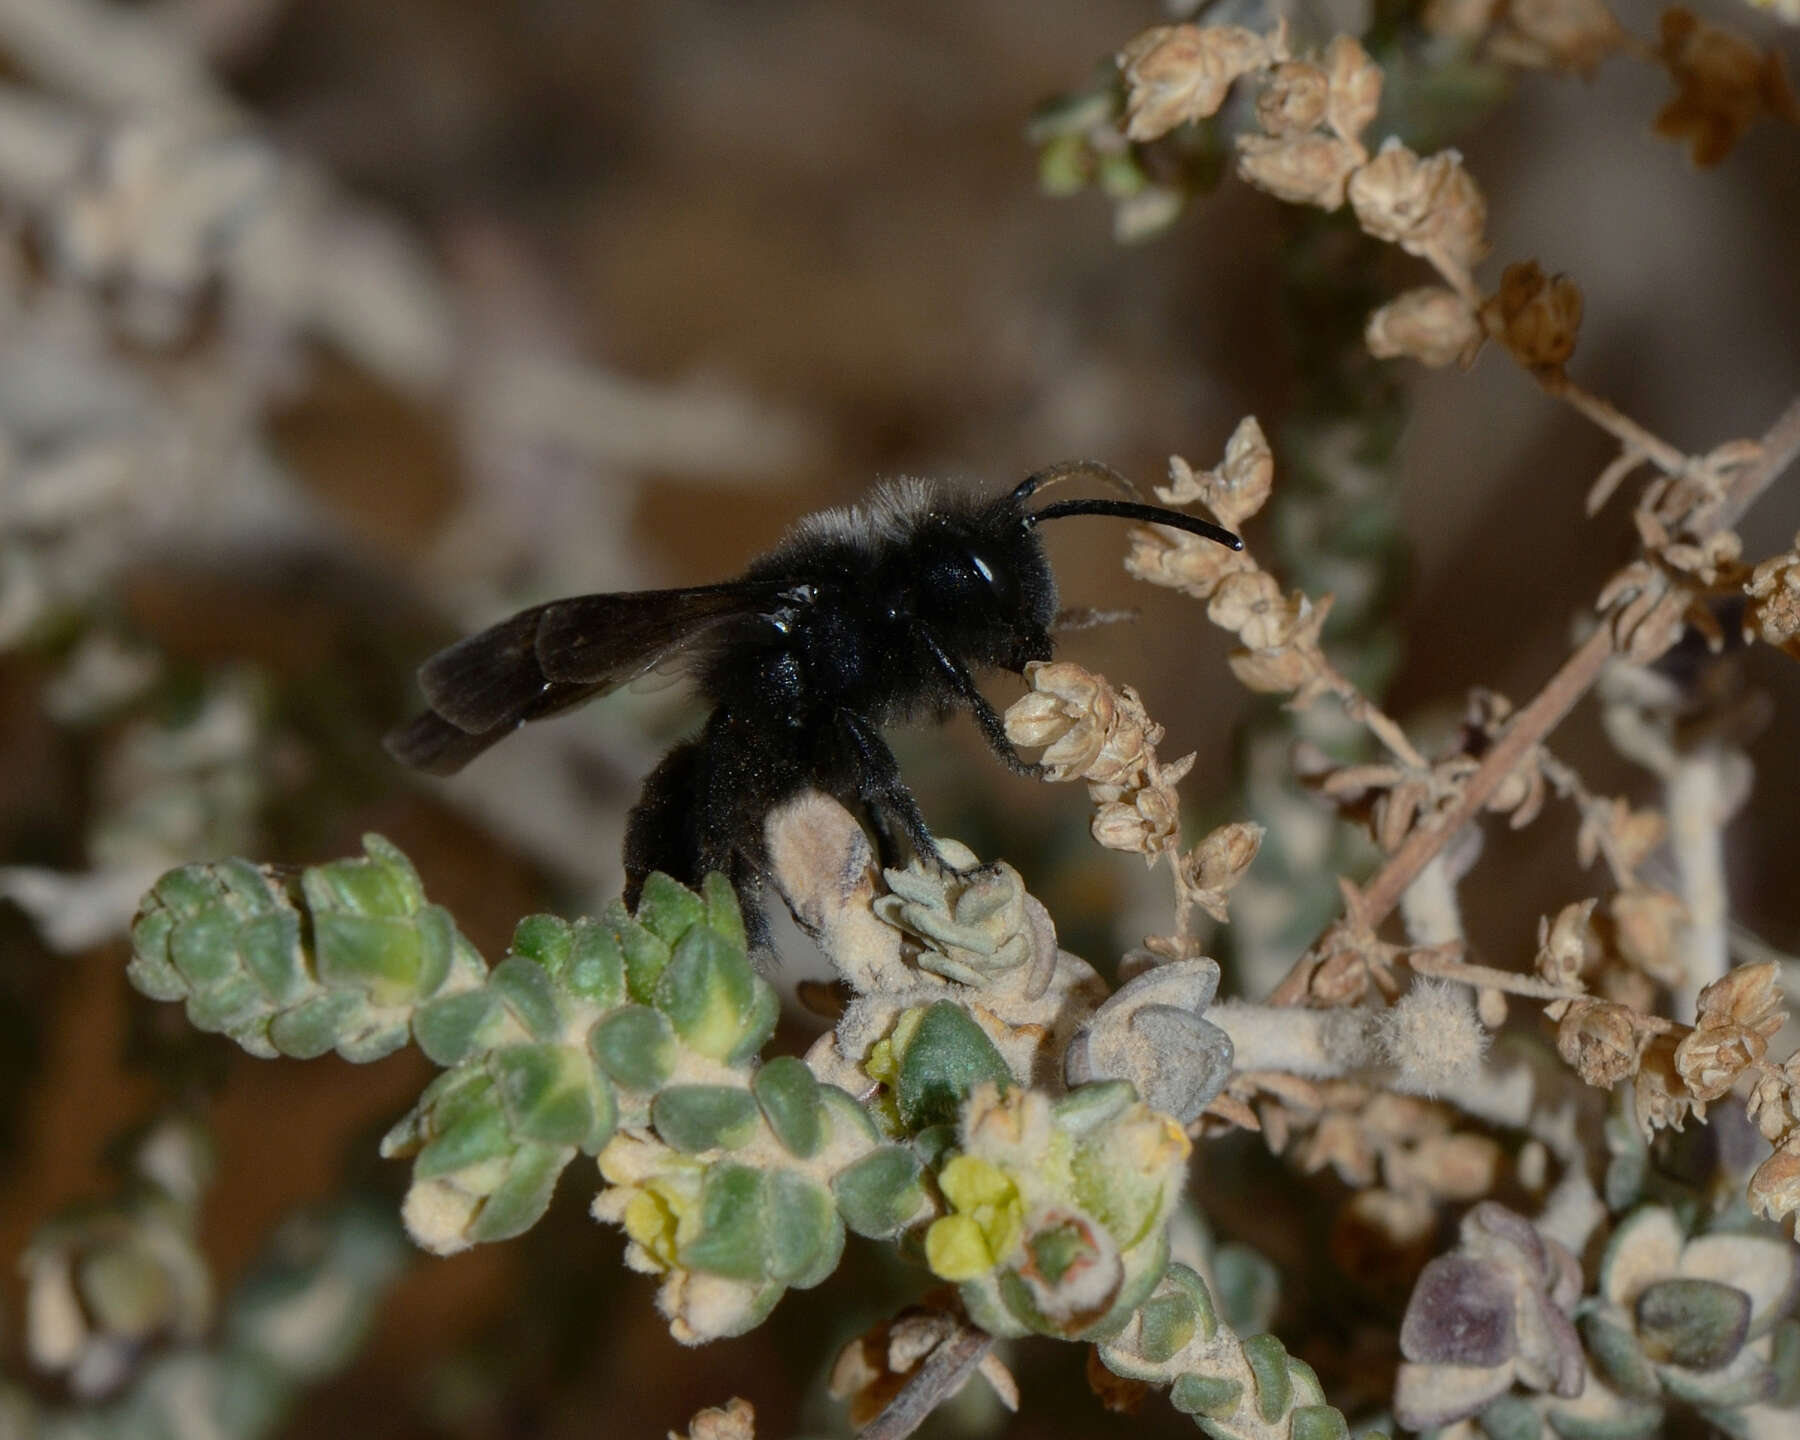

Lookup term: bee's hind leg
[624,739,705,909]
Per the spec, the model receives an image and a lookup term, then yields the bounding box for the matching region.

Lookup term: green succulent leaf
[1241,1332,1292,1422]
[764,1170,840,1286]
[701,871,748,954]
[893,1002,1013,1131]
[635,872,705,947]
[413,989,505,1067]
[1770,1318,1800,1406]
[488,1044,615,1151]
[508,913,572,977]
[1053,1080,1136,1135]
[678,1164,770,1281]
[652,1085,761,1153]
[831,1146,925,1239]
[752,1056,822,1158]
[1581,1308,1662,1399]
[1289,1406,1350,1440]
[486,956,562,1041]
[1478,1393,1543,1440]
[589,1005,677,1092]
[266,992,369,1060]
[1135,1291,1198,1363]
[724,979,779,1066]
[657,924,758,1060]
[608,900,670,999]
[465,1142,574,1244]
[1635,1277,1751,1371]
[566,918,626,1009]
[1170,1373,1242,1419]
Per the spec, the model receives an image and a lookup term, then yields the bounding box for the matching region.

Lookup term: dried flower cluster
[1003,660,1262,959]
[1107,9,1792,595]
[1123,418,1356,722]
[1105,397,1800,1274]
[1423,0,1629,75]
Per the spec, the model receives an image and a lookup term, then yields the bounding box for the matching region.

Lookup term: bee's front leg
[918,630,1045,780]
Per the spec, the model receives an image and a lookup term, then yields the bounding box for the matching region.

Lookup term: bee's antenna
[1010,460,1143,504]
[1027,499,1243,551]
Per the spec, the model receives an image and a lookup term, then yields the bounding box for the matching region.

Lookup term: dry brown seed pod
[1479,261,1584,373]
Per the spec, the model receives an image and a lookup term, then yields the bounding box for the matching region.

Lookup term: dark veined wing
[386,581,792,776]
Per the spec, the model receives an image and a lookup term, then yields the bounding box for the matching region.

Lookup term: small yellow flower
[623,1185,684,1270]
[926,1156,1025,1281]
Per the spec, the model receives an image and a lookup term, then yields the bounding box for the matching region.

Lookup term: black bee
[386,465,1240,949]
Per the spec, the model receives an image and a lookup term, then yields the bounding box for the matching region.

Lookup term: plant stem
[1266,393,1800,1007]
[861,1321,994,1440]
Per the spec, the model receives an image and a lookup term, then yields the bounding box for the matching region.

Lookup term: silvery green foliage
[1395,1201,1800,1440]
[1099,1264,1376,1440]
[122,832,1362,1437]
[124,850,932,1343]
[1564,1205,1800,1438]
[1394,1203,1586,1431]
[1065,958,1233,1124]
[128,834,488,1062]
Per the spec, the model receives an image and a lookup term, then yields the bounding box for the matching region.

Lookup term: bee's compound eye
[966,547,1016,609]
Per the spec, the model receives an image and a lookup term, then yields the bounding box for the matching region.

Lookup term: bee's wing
[387,582,788,775]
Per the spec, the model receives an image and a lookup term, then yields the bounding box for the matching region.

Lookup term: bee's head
[912,498,1060,672]
[916,462,1241,674]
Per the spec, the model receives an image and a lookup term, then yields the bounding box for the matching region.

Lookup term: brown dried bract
[1181,821,1265,923]
[1255,61,1329,136]
[1323,35,1384,143]
[1604,886,1687,987]
[1635,1034,1703,1132]
[1653,7,1800,167]
[1555,997,1651,1088]
[1004,661,1154,786]
[1479,261,1583,375]
[1596,559,1689,665]
[1749,1052,1800,1145]
[671,1399,756,1440]
[1535,899,1600,1007]
[1748,1137,1800,1224]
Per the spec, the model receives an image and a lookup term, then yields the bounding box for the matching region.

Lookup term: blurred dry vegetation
[2,0,1799,1436]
